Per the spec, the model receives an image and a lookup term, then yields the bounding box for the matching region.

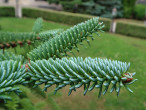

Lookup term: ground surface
[0,17,146,110]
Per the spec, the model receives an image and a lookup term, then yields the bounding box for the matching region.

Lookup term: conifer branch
[28,17,104,61]
[28,57,137,97]
[38,29,63,42]
[0,60,28,100]
[0,50,24,63]
[32,17,43,34]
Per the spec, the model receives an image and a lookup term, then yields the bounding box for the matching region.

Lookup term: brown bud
[11,42,17,48]
[6,43,10,48]
[36,37,40,40]
[123,78,133,83]
[122,73,133,83]
[0,44,5,49]
[21,64,30,72]
[25,64,29,72]
[27,40,31,45]
[18,41,23,46]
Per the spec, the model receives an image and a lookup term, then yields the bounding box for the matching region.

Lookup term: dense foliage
[134,4,146,20]
[48,0,144,19]
[0,51,24,62]
[122,0,136,18]
[0,60,27,100]
[0,6,15,17]
[48,0,123,18]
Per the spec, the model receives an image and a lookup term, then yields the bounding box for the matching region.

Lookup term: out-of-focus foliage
[32,17,43,34]
[23,8,111,31]
[0,7,15,17]
[48,0,123,18]
[116,22,146,39]
[0,60,27,101]
[134,4,146,20]
[5,93,20,110]
[122,0,136,18]
[0,50,24,63]
[20,98,38,110]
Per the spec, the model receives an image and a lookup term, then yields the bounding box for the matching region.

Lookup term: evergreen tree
[48,0,123,18]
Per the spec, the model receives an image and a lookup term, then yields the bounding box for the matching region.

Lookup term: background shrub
[0,6,15,17]
[122,0,136,18]
[116,22,146,39]
[134,4,146,20]
[22,8,111,31]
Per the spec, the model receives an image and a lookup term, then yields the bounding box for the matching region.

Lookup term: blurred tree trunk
[15,0,22,18]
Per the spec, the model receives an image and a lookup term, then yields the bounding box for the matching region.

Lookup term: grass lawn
[0,17,146,110]
[0,17,69,32]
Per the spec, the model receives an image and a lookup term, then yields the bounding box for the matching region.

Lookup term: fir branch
[0,30,63,50]
[20,98,39,110]
[27,17,104,61]
[0,32,35,44]
[32,17,43,34]
[0,50,24,63]
[0,94,11,100]
[38,29,63,42]
[0,32,36,49]
[5,93,20,110]
[28,57,137,97]
[0,18,43,50]
[0,60,28,100]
